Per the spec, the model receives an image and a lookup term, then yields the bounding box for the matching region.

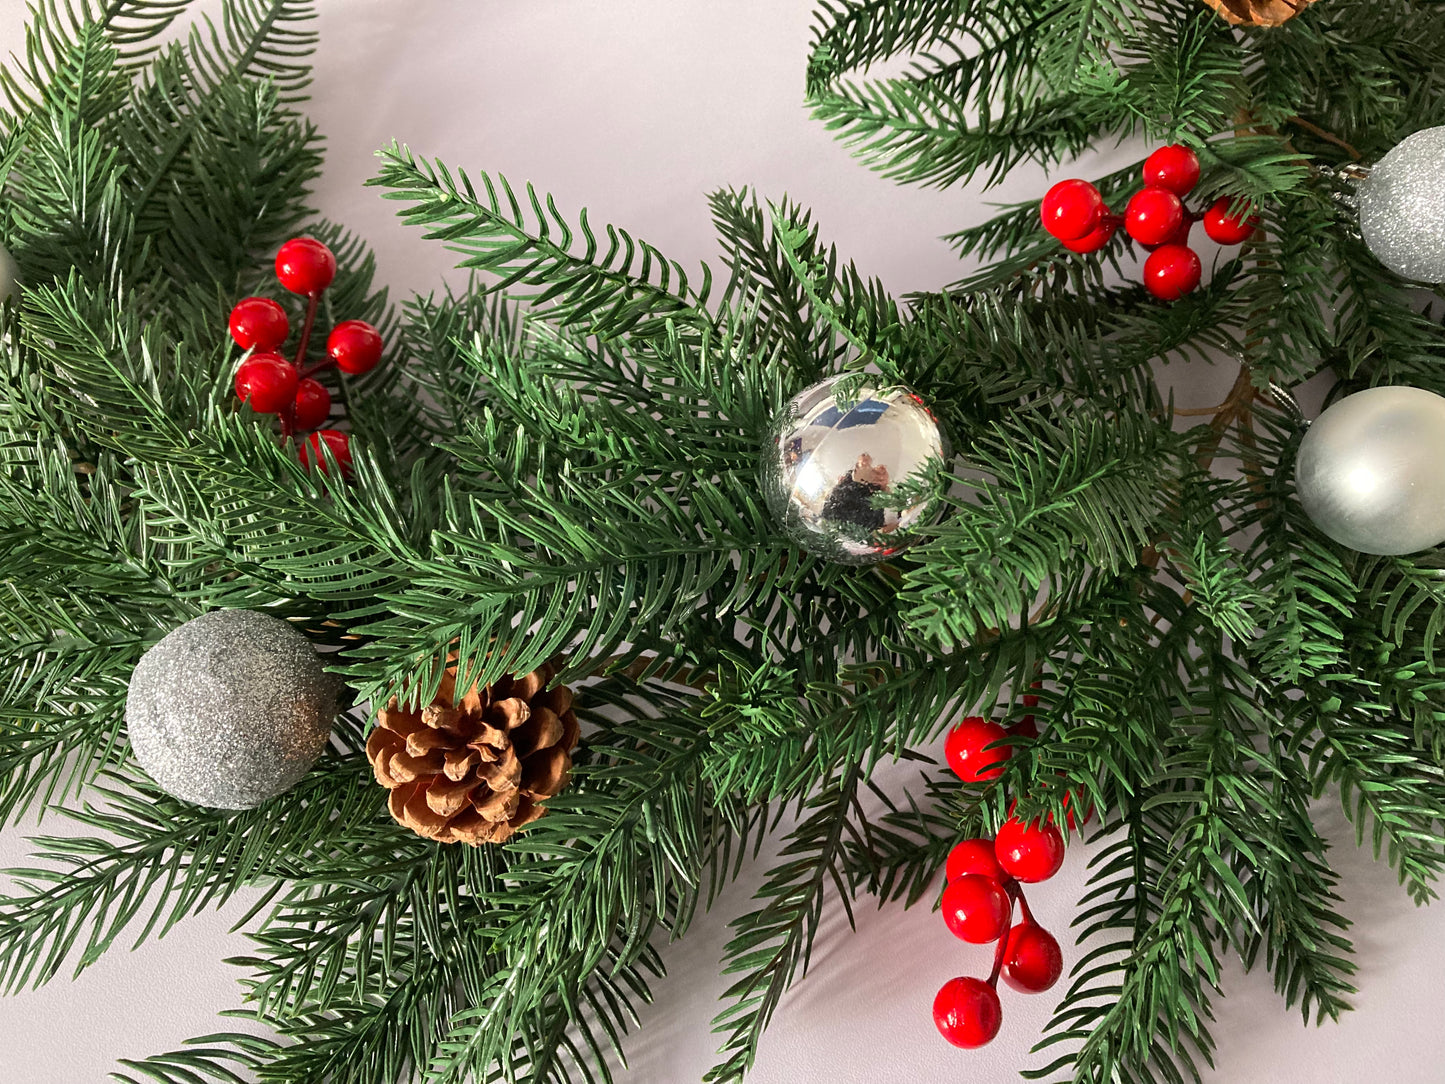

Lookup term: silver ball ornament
[762,376,948,564]
[1294,385,1445,555]
[125,609,337,808]
[1358,126,1445,282]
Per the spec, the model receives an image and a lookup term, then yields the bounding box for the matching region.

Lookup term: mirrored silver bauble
[762,376,949,564]
[1358,126,1445,282]
[1294,385,1445,555]
[126,609,337,808]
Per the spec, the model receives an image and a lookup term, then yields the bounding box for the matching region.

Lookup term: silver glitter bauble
[1295,385,1445,555]
[1358,126,1445,282]
[125,609,337,808]
[762,376,948,564]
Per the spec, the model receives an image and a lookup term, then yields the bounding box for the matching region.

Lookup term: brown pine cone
[1202,0,1317,26]
[367,663,580,845]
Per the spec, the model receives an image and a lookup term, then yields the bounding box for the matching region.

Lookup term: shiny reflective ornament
[762,376,948,564]
[126,609,338,808]
[1358,126,1445,282]
[1294,385,1445,555]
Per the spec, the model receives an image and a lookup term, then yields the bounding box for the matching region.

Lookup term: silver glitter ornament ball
[1295,385,1445,555]
[1358,126,1445,282]
[126,609,337,808]
[762,376,948,564]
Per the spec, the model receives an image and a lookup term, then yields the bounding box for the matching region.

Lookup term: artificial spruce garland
[3,0,1445,1082]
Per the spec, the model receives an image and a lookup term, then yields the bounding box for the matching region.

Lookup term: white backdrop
[2,3,1444,1082]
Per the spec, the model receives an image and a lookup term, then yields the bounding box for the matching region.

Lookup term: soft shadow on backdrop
[0,3,1441,1082]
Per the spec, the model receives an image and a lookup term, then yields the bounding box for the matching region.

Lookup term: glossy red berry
[300,428,352,476]
[291,378,331,432]
[945,838,1006,884]
[1124,187,1185,246]
[275,237,337,296]
[1040,179,1104,241]
[1062,790,1094,832]
[1143,144,1201,196]
[933,977,1003,1049]
[1143,244,1202,301]
[1203,197,1259,245]
[228,297,289,351]
[944,717,1012,783]
[1009,715,1040,740]
[327,319,384,375]
[995,816,1066,883]
[1061,218,1117,254]
[1001,923,1064,994]
[1162,214,1195,248]
[941,874,1011,944]
[234,352,298,414]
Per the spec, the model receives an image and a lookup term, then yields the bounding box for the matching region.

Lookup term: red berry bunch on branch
[933,704,1086,1050]
[228,236,386,476]
[1039,144,1260,302]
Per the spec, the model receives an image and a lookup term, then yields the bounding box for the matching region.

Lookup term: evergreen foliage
[2,0,1445,1081]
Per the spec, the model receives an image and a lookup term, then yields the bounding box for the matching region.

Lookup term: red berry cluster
[1039,144,1260,302]
[931,822,1065,1048]
[933,696,1087,1050]
[228,237,386,476]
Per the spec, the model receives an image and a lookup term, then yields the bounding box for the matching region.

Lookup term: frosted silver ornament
[125,609,337,808]
[1358,125,1445,282]
[1294,385,1445,555]
[762,376,948,564]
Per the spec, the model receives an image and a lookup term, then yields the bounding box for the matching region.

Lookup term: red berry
[945,838,1005,884]
[933,977,1003,1049]
[275,237,337,296]
[1009,716,1040,739]
[228,297,289,351]
[941,874,1011,944]
[1162,215,1195,248]
[327,319,384,375]
[995,816,1066,883]
[1143,244,1202,302]
[1124,187,1185,246]
[1062,790,1094,832]
[1203,197,1259,245]
[944,717,1011,783]
[1142,144,1201,196]
[234,352,298,414]
[292,378,331,431]
[1001,923,1064,994]
[1040,179,1104,241]
[1061,218,1117,254]
[1022,684,1041,709]
[300,428,352,476]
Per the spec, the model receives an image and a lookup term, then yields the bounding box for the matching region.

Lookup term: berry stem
[987,887,1016,987]
[299,357,337,380]
[1006,879,1037,926]
[293,290,322,372]
[278,290,324,441]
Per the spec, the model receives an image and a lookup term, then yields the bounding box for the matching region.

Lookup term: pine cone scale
[369,663,579,845]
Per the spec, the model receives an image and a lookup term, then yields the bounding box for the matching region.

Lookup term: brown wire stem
[1286,115,1362,161]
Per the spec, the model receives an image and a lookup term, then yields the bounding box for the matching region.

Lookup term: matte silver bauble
[762,376,948,564]
[1294,385,1445,555]
[125,609,337,808]
[1358,126,1445,282]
